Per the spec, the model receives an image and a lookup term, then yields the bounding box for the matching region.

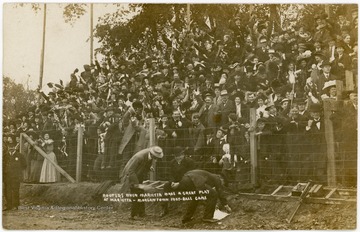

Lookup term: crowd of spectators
[3,7,358,187]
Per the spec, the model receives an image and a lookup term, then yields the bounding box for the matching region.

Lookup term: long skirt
[39,152,60,183]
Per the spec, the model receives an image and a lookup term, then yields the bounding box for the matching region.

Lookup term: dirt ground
[2,183,357,230]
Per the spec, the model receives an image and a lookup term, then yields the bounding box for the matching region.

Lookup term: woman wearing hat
[39,139,60,183]
[321,80,337,100]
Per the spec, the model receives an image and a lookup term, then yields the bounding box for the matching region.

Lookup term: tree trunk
[269,4,281,34]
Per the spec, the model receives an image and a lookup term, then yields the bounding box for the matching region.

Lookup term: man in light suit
[199,93,219,133]
[217,90,235,126]
[119,146,163,219]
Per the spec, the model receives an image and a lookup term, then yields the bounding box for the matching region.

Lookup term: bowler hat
[308,104,322,112]
[218,126,227,134]
[173,146,186,156]
[149,146,164,158]
[322,60,332,67]
[132,101,143,109]
[294,98,306,105]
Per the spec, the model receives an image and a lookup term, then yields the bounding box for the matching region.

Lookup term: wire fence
[20,122,357,188]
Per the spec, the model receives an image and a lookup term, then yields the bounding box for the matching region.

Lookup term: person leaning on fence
[3,135,26,211]
[39,139,60,183]
[119,146,163,219]
[304,103,327,184]
[168,169,231,224]
[204,126,227,174]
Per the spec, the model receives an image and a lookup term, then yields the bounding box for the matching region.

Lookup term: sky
[2,0,357,93]
[3,3,119,92]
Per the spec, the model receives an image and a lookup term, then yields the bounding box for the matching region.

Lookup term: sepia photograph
[2,2,358,230]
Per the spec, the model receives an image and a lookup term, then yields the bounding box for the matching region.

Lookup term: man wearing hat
[316,61,337,89]
[229,16,249,44]
[213,83,223,106]
[263,101,287,183]
[217,90,235,126]
[119,146,164,219]
[255,36,269,63]
[168,146,196,183]
[331,42,351,80]
[204,126,227,175]
[160,146,197,217]
[189,113,206,161]
[199,92,219,132]
[3,134,26,210]
[295,98,310,119]
[304,103,327,184]
[313,13,331,44]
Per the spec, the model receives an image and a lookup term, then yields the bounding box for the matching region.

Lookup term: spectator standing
[3,135,26,210]
[39,139,60,183]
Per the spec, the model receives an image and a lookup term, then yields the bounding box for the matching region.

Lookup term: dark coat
[317,73,337,92]
[169,157,196,182]
[4,146,26,183]
[118,108,141,155]
[168,117,191,147]
[178,170,227,206]
[332,53,352,79]
[189,123,206,152]
[217,99,236,126]
[199,103,219,129]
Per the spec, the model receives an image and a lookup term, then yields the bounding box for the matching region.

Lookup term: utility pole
[39,3,47,90]
[186,4,191,31]
[90,3,94,65]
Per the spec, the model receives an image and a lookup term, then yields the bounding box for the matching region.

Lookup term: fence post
[20,133,24,154]
[149,118,156,181]
[323,98,338,187]
[249,108,258,186]
[22,133,76,183]
[345,70,354,91]
[76,125,84,183]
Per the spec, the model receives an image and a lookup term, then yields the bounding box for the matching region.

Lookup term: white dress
[39,152,60,183]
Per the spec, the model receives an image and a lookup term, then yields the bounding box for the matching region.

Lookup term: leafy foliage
[13,3,42,13]
[63,3,88,26]
[3,77,37,120]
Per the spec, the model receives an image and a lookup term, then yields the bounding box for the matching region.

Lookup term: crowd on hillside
[3,7,358,188]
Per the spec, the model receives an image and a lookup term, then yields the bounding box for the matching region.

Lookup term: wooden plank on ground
[148,181,161,187]
[325,188,337,199]
[271,185,283,195]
